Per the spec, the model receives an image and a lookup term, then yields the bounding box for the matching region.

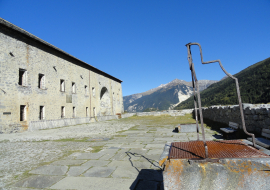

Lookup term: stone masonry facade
[200,104,270,135]
[0,18,124,133]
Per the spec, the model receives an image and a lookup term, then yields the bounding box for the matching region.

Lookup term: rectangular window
[93,107,96,117]
[61,106,65,118]
[19,69,27,86]
[38,74,45,89]
[73,107,76,117]
[20,105,26,121]
[92,87,95,97]
[86,107,89,117]
[39,106,45,120]
[85,85,88,95]
[72,82,76,93]
[60,79,65,92]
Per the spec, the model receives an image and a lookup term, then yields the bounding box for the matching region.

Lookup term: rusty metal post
[191,72,200,141]
[186,44,208,157]
[185,42,256,147]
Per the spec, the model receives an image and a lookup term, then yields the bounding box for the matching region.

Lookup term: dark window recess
[39,106,45,120]
[38,74,45,89]
[19,69,27,86]
[60,80,65,92]
[61,106,65,118]
[20,105,26,121]
[73,107,76,117]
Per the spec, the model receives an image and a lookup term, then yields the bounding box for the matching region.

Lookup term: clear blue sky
[1,0,270,96]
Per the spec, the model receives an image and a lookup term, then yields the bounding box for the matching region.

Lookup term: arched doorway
[100,87,111,116]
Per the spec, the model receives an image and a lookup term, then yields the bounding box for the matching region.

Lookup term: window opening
[39,106,45,120]
[73,107,76,117]
[72,82,76,93]
[92,87,95,97]
[19,69,27,86]
[93,107,96,117]
[38,74,45,89]
[60,80,65,92]
[20,105,26,121]
[61,106,65,118]
[86,107,89,117]
[85,85,88,95]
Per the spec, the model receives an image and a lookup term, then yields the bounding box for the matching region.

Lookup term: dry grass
[122,114,196,126]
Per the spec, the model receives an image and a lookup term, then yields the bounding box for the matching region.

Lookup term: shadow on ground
[125,152,164,190]
[130,169,164,190]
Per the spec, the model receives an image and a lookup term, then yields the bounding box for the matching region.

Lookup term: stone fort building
[0,18,123,133]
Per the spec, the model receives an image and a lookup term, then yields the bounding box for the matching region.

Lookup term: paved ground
[1,115,222,190]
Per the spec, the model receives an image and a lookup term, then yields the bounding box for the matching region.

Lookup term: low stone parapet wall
[121,113,136,118]
[29,115,119,131]
[26,109,194,132]
[200,104,270,134]
[29,117,91,131]
[122,109,194,117]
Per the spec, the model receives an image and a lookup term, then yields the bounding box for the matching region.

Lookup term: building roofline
[0,18,122,83]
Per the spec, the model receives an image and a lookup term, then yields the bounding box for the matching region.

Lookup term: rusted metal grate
[169,140,270,159]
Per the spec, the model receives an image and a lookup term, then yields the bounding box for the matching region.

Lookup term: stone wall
[0,18,123,133]
[200,104,270,134]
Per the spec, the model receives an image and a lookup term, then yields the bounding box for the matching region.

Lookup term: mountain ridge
[124,79,217,112]
[175,57,270,109]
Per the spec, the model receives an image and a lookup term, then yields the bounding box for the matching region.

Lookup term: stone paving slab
[51,159,87,166]
[50,177,134,190]
[110,148,129,161]
[145,144,166,149]
[147,149,163,155]
[29,165,68,176]
[111,166,139,178]
[67,166,89,176]
[76,152,105,160]
[13,175,64,189]
[81,160,110,168]
[104,143,123,147]
[108,160,152,169]
[121,144,146,148]
[83,166,116,177]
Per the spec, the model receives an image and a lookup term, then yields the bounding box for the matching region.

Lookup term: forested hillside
[175,57,270,109]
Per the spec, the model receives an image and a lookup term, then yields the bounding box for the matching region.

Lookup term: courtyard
[0,114,221,190]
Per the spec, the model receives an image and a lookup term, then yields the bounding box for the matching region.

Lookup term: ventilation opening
[39,106,45,120]
[38,74,45,89]
[20,105,26,121]
[19,69,27,86]
[60,79,65,92]
[61,106,65,118]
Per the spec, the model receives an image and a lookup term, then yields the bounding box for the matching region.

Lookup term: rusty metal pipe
[185,42,256,147]
[186,44,208,158]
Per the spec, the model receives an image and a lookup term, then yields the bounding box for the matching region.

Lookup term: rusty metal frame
[185,42,256,153]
